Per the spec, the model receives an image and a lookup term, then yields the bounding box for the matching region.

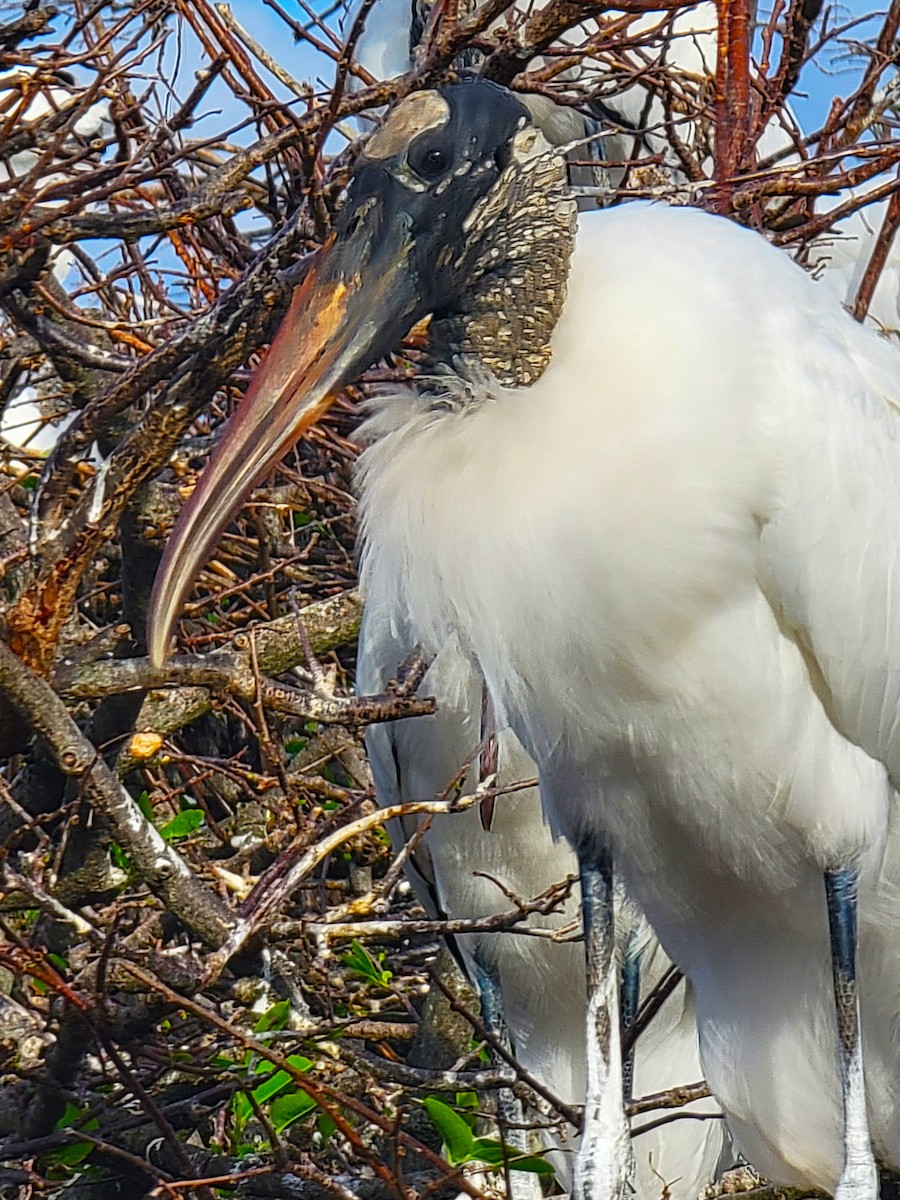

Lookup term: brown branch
[627,1080,713,1117]
[0,640,235,947]
[203,790,494,982]
[50,591,366,769]
[119,959,486,1199]
[427,958,583,1129]
[852,180,900,323]
[43,190,254,244]
[0,7,57,51]
[713,0,752,212]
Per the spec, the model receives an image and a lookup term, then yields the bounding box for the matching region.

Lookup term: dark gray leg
[620,927,642,1104]
[573,848,630,1200]
[472,955,542,1200]
[824,868,877,1200]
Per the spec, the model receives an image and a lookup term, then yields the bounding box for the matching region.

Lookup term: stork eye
[494,142,512,171]
[409,142,451,182]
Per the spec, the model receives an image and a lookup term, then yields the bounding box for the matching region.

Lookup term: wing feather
[758,300,900,787]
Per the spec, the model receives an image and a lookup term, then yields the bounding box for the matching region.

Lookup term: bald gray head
[147,81,578,665]
[339,80,579,383]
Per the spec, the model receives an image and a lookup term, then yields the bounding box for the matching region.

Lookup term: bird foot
[572,1150,632,1200]
[834,1155,878,1200]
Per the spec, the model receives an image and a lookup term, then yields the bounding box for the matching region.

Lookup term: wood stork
[351,0,900,336]
[148,80,900,1200]
[0,66,110,186]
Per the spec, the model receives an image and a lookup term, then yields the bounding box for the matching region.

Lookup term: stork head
[147,80,577,666]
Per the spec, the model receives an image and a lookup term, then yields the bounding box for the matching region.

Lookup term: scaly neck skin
[426,145,578,389]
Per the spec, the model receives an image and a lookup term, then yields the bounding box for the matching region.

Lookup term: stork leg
[573,847,631,1200]
[824,868,877,1200]
[620,928,642,1104]
[472,956,543,1200]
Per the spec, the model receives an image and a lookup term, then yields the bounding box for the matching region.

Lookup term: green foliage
[159,807,205,841]
[47,1102,101,1170]
[269,1089,317,1132]
[422,1097,554,1176]
[109,842,131,872]
[342,939,393,988]
[317,1112,337,1141]
[253,999,292,1034]
[229,1045,316,1153]
[422,1096,474,1163]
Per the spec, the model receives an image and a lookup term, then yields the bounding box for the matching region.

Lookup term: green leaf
[422,1097,474,1165]
[50,1105,101,1170]
[109,842,131,871]
[50,1140,96,1168]
[470,1138,555,1175]
[469,1037,491,1064]
[317,1112,336,1140]
[232,1091,252,1128]
[54,1102,95,1132]
[159,808,205,841]
[250,1056,311,1105]
[251,1070,293,1105]
[137,790,153,820]
[342,939,392,987]
[269,1090,316,1132]
[253,1000,292,1034]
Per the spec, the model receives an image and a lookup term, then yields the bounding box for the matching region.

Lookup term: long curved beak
[147,199,422,667]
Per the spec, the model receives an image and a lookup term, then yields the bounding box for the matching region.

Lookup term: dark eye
[409,142,451,182]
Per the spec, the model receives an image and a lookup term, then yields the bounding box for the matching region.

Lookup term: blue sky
[160,1,889,143]
[72,0,890,307]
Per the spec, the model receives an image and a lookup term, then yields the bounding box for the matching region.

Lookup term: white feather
[357,604,728,1196]
[357,201,900,1189]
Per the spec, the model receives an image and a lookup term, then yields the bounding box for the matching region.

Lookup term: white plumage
[351,0,900,342]
[354,198,900,1191]
[357,612,728,1195]
[346,3,900,1190]
[0,69,111,458]
[0,67,110,185]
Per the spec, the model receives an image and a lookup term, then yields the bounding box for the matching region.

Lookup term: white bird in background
[0,66,109,185]
[351,7,730,1198]
[147,80,900,1200]
[0,68,111,458]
